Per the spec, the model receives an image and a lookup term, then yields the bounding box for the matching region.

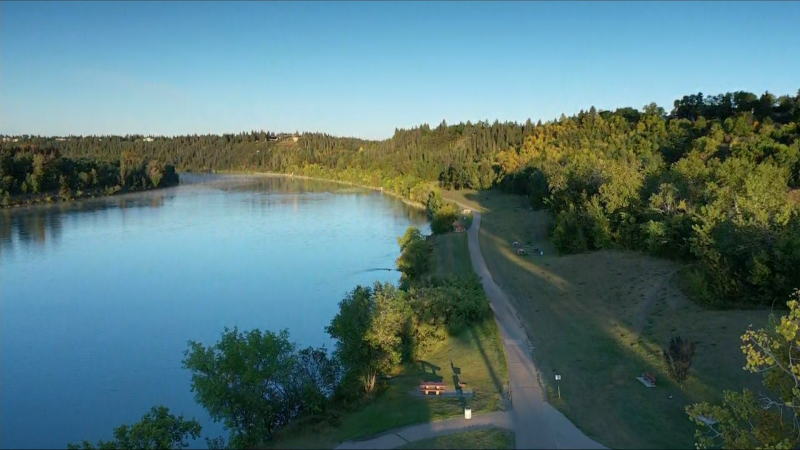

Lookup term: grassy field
[271,228,508,449]
[398,428,515,449]
[443,188,771,449]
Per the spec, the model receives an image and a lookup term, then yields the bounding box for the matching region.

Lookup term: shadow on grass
[466,325,503,397]
[417,360,443,381]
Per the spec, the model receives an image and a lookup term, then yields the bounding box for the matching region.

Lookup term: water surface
[0,174,428,449]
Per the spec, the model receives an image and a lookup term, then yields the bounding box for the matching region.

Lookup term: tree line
[0,147,179,207]
[4,89,798,306]
[69,225,489,449]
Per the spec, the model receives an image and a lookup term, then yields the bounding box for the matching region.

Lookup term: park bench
[636,371,657,388]
[419,381,447,396]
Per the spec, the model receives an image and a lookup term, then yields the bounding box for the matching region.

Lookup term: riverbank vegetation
[70,223,506,449]
[66,406,202,450]
[0,147,178,207]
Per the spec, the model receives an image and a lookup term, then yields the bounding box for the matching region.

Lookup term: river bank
[209,170,430,211]
[0,180,180,210]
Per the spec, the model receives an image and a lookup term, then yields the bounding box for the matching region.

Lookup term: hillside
[444,189,769,449]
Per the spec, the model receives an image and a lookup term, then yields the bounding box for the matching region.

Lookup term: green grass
[398,428,515,449]
[430,232,473,277]
[443,188,770,449]
[271,228,508,449]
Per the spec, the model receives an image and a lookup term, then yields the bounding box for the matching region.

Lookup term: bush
[67,405,202,450]
[326,283,411,397]
[410,275,491,336]
[396,227,432,289]
[430,203,459,234]
[662,335,697,384]
[182,328,339,447]
[552,206,589,254]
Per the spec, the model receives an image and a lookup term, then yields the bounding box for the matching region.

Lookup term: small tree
[67,405,201,449]
[146,160,164,188]
[59,174,72,200]
[397,226,423,252]
[326,283,411,396]
[663,335,696,384]
[182,327,298,448]
[289,345,342,417]
[396,229,431,289]
[430,203,459,234]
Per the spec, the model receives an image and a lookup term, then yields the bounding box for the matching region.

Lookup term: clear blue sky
[2,1,799,140]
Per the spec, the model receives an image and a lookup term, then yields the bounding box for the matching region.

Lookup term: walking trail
[336,212,607,450]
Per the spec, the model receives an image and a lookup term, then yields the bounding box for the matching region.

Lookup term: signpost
[555,374,561,399]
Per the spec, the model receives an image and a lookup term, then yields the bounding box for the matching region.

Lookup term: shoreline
[210,169,429,211]
[0,182,180,211]
[2,170,434,213]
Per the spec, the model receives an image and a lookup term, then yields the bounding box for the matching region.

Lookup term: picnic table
[419,380,447,396]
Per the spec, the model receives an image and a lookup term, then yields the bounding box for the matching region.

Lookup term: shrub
[396,227,432,289]
[430,203,459,234]
[410,275,491,336]
[663,335,697,384]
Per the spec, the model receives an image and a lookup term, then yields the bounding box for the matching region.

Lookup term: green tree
[31,153,45,193]
[426,189,443,218]
[326,282,411,396]
[146,160,164,188]
[397,226,423,252]
[396,228,432,289]
[67,405,201,450]
[182,327,298,448]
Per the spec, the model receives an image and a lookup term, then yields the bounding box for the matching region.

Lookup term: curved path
[336,213,607,450]
[467,212,606,449]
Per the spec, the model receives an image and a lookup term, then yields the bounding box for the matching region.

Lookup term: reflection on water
[0,190,172,258]
[0,174,427,259]
[0,174,428,449]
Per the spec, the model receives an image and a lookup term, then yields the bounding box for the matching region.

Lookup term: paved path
[336,212,607,450]
[467,212,606,450]
[336,411,511,450]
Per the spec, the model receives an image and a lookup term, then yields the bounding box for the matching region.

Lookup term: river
[0,174,429,449]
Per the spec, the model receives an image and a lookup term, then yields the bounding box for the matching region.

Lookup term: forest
[3,89,798,307]
[0,147,179,207]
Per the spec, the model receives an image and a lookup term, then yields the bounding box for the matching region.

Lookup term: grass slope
[398,428,515,449]
[443,188,770,449]
[272,228,508,449]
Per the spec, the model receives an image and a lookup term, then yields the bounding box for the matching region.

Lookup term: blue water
[0,174,429,449]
